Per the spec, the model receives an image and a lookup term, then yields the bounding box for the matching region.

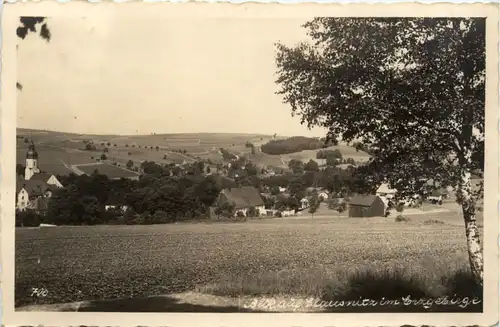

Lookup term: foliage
[220,148,237,161]
[17,17,51,91]
[395,215,410,222]
[304,159,319,172]
[246,206,259,217]
[214,200,236,219]
[17,17,51,41]
[100,153,107,160]
[317,149,342,160]
[308,194,320,217]
[45,172,222,225]
[126,160,134,169]
[15,209,44,227]
[262,195,276,209]
[275,17,485,283]
[16,164,25,177]
[261,136,330,155]
[424,219,445,225]
[288,159,304,174]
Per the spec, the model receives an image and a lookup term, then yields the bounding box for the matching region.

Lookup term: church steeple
[26,138,39,159]
[25,137,40,180]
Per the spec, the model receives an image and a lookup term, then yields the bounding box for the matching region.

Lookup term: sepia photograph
[1,2,498,326]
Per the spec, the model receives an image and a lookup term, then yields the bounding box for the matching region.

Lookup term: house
[376,183,397,199]
[29,172,64,188]
[16,138,64,212]
[105,195,129,212]
[318,191,329,201]
[214,186,266,217]
[16,179,55,211]
[348,195,386,217]
[427,190,444,204]
[300,197,309,210]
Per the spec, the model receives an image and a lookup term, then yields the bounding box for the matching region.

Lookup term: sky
[17,16,328,137]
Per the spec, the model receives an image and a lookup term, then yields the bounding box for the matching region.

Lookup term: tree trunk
[460,171,484,286]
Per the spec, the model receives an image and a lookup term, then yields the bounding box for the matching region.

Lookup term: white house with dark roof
[376,183,397,199]
[214,186,266,217]
[17,139,63,211]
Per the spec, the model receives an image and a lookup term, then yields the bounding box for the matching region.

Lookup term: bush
[424,219,444,225]
[395,215,410,222]
[236,211,245,218]
[16,209,44,227]
[275,211,283,218]
[246,206,258,217]
[395,202,404,212]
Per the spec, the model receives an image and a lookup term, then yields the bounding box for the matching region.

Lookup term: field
[74,163,140,178]
[15,209,483,312]
[17,128,371,175]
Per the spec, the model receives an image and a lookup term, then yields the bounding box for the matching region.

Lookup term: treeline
[16,172,224,227]
[261,136,331,155]
[16,156,372,227]
[220,148,237,161]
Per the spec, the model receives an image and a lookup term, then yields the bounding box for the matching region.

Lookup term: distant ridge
[17,128,274,138]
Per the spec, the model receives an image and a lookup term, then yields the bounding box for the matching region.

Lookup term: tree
[336,201,347,216]
[326,155,339,167]
[214,200,236,219]
[308,194,320,218]
[17,17,51,91]
[206,166,211,174]
[304,159,319,172]
[275,18,485,284]
[100,153,107,161]
[126,160,134,169]
[16,164,25,177]
[288,159,304,174]
[327,197,339,210]
[247,206,258,217]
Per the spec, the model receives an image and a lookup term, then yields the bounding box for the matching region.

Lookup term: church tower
[25,139,40,180]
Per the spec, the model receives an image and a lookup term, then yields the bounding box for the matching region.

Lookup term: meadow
[15,211,483,312]
[17,129,371,175]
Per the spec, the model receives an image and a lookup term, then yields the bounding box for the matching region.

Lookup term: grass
[17,128,370,173]
[15,212,482,312]
[75,163,139,178]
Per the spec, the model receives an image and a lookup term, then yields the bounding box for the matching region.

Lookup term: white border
[1,2,499,326]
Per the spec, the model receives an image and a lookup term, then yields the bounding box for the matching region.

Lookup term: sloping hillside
[16,129,370,175]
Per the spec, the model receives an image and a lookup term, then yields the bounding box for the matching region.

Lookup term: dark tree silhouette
[275,18,485,285]
[17,17,51,91]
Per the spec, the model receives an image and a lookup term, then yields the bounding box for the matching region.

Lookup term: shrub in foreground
[395,215,410,222]
[424,219,445,225]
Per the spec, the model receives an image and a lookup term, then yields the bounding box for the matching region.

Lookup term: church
[16,139,63,212]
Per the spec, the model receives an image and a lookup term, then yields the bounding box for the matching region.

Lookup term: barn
[348,195,386,217]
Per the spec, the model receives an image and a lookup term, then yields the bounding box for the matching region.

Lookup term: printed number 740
[31,287,49,297]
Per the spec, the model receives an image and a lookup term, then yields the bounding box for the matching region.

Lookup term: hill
[16,128,370,175]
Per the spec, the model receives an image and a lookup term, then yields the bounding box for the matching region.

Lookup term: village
[15,136,475,226]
